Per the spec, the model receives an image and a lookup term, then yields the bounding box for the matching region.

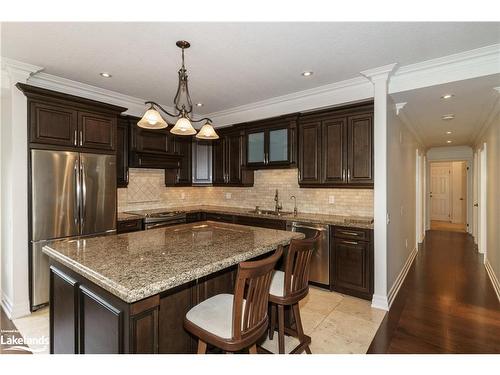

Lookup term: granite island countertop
[43,221,303,304]
[121,205,374,229]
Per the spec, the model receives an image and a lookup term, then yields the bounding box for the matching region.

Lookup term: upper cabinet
[298,102,373,188]
[18,83,125,154]
[245,115,297,169]
[212,128,254,186]
[116,116,131,188]
[165,137,192,186]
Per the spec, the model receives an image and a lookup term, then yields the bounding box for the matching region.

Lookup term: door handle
[459,198,464,201]
[474,203,479,207]
[80,161,86,231]
[74,162,80,229]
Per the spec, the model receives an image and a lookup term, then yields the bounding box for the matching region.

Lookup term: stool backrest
[231,246,283,340]
[283,232,321,299]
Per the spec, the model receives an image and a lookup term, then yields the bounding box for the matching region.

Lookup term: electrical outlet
[180,192,185,200]
[328,196,335,204]
[225,192,232,200]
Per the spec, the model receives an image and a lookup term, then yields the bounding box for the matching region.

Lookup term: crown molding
[389,43,500,94]
[1,56,43,81]
[360,63,399,82]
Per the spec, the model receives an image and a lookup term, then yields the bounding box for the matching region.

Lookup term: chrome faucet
[274,189,282,213]
[290,195,297,217]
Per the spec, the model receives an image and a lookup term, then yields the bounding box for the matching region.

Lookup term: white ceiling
[2,22,500,115]
[391,74,500,148]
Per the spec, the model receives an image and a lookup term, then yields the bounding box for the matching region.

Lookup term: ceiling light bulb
[441,94,454,99]
[446,140,452,144]
[442,114,455,120]
[137,108,168,129]
[446,131,452,135]
[170,117,196,136]
[196,103,204,107]
[100,72,112,78]
[302,71,313,77]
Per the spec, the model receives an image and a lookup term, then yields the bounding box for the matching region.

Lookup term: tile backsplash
[118,168,374,217]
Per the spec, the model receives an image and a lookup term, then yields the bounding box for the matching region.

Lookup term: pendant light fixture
[137,41,219,140]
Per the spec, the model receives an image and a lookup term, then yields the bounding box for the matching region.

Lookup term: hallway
[368,230,500,353]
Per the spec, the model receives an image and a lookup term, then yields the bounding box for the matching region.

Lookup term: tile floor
[11,287,385,355]
[261,287,386,354]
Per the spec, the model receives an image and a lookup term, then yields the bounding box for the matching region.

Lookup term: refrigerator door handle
[74,161,80,230]
[80,160,87,231]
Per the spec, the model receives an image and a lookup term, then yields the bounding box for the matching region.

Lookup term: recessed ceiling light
[442,114,455,120]
[446,140,453,144]
[100,72,112,78]
[441,94,454,99]
[302,71,313,77]
[196,103,204,107]
[446,131,452,134]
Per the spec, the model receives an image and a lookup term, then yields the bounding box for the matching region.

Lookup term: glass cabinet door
[247,131,265,164]
[268,128,288,163]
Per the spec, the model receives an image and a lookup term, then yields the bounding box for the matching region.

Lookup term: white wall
[474,103,500,300]
[426,146,473,233]
[386,97,424,305]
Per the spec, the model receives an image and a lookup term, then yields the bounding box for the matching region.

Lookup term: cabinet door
[322,117,347,184]
[174,138,192,185]
[212,137,226,184]
[246,130,265,167]
[298,121,321,184]
[267,127,289,165]
[192,142,212,184]
[78,111,116,151]
[116,119,129,188]
[30,102,78,147]
[136,128,170,154]
[347,113,373,185]
[226,133,243,184]
[333,238,370,296]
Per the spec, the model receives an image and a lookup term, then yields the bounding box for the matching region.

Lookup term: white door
[478,144,487,259]
[451,161,466,224]
[430,162,451,221]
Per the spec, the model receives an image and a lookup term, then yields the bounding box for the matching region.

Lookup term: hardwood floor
[0,307,30,354]
[368,230,500,353]
[430,220,466,233]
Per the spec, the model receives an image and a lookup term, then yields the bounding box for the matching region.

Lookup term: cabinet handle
[126,169,129,182]
[79,130,83,146]
[342,169,346,181]
[347,168,351,180]
[298,170,301,181]
[340,231,359,236]
[341,240,359,245]
[74,129,77,146]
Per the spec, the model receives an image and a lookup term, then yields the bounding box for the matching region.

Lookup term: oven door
[145,218,187,230]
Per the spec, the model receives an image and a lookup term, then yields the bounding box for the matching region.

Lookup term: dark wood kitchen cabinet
[298,102,373,188]
[165,137,192,186]
[212,128,254,186]
[116,116,131,188]
[331,226,373,300]
[18,83,125,153]
[245,115,297,169]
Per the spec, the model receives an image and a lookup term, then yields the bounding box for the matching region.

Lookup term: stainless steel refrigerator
[31,150,116,309]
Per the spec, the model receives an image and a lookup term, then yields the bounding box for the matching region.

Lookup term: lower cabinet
[331,226,373,300]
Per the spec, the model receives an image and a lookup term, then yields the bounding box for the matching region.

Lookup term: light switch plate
[328,196,335,204]
[180,192,185,200]
[225,192,232,200]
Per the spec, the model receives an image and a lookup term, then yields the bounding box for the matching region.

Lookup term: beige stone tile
[300,288,344,315]
[259,335,302,354]
[309,326,368,354]
[321,310,380,343]
[299,309,326,335]
[335,295,386,324]
[13,307,50,354]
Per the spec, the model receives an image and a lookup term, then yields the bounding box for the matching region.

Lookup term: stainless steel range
[124,209,187,230]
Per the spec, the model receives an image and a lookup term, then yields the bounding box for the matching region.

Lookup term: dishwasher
[286,221,330,288]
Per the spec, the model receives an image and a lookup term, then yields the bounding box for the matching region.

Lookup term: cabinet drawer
[117,219,143,233]
[333,227,370,241]
[234,215,286,230]
[205,213,234,223]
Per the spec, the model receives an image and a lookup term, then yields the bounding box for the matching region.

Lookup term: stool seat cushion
[270,270,286,297]
[185,293,245,339]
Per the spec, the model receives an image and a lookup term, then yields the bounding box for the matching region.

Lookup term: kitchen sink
[247,209,292,217]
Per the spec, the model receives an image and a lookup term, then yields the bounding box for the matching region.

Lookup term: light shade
[196,122,219,140]
[170,117,197,136]
[137,108,168,129]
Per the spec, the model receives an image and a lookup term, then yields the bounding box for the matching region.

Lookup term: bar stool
[184,247,283,354]
[268,233,321,354]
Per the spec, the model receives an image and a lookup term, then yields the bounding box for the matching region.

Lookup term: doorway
[429,161,467,232]
[477,143,488,259]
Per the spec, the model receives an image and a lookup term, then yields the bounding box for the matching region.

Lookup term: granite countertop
[120,205,374,229]
[43,221,303,304]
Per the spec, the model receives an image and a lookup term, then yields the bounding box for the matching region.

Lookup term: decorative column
[360,63,397,311]
[1,58,43,318]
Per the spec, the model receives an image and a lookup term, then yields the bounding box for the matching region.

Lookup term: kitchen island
[43,221,303,354]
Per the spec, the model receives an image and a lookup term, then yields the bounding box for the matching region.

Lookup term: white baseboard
[485,259,500,302]
[1,292,14,319]
[387,246,418,309]
[371,294,389,311]
[1,290,31,319]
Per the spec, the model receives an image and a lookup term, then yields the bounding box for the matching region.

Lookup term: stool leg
[249,344,257,354]
[269,304,276,340]
[292,303,311,354]
[197,339,207,354]
[277,304,285,354]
